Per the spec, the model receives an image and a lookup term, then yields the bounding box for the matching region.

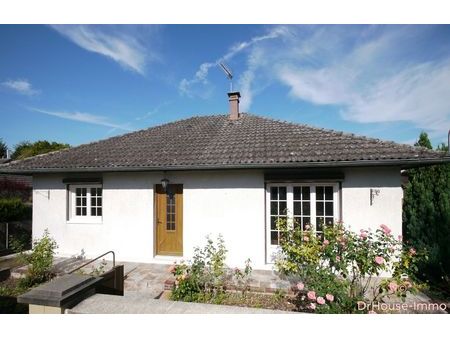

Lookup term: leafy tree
[0,138,7,158]
[403,132,450,284]
[11,140,70,160]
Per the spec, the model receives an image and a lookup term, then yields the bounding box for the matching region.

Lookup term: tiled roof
[0,114,448,173]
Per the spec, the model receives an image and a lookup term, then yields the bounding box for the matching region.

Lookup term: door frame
[154,184,183,256]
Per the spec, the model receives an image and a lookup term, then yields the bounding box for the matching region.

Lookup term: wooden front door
[155,184,183,256]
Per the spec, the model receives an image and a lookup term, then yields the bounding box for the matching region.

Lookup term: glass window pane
[294,217,301,228]
[270,202,278,215]
[270,187,278,200]
[279,187,287,200]
[293,187,301,200]
[325,202,333,216]
[82,208,87,216]
[91,197,96,206]
[325,186,333,200]
[271,231,278,245]
[76,188,81,196]
[270,216,277,230]
[303,202,310,215]
[325,217,334,226]
[279,202,287,215]
[303,217,311,228]
[98,198,102,207]
[91,208,96,216]
[293,201,301,215]
[166,193,176,231]
[76,208,81,216]
[82,198,86,207]
[302,186,310,200]
[316,186,324,200]
[316,202,324,216]
[76,198,81,207]
[97,208,102,216]
[82,188,87,195]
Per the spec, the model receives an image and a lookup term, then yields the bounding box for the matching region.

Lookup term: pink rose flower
[336,255,341,262]
[360,232,368,239]
[398,235,403,241]
[303,236,309,242]
[167,265,176,273]
[316,296,325,305]
[380,224,392,235]
[323,239,330,246]
[307,291,316,300]
[309,303,316,310]
[409,248,416,256]
[304,224,311,230]
[296,282,304,291]
[326,294,334,302]
[388,281,398,292]
[374,256,384,265]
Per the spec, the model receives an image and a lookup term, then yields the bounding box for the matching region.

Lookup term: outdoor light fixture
[161,178,170,192]
[370,188,380,206]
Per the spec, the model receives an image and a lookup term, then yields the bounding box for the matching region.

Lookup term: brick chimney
[228,91,241,120]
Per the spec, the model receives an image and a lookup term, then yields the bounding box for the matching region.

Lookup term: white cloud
[273,27,450,138]
[2,79,40,96]
[51,25,158,75]
[179,26,289,97]
[29,107,132,131]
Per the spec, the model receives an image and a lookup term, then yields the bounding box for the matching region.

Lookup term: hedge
[0,198,32,222]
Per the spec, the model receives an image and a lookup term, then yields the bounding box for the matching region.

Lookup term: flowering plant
[170,234,228,301]
[275,219,426,313]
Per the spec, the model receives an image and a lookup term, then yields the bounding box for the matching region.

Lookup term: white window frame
[67,184,103,224]
[265,182,340,263]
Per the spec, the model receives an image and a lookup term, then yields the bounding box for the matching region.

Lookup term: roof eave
[1,157,449,175]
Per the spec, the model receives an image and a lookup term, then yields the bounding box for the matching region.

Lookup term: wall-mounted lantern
[370,188,380,206]
[161,178,170,192]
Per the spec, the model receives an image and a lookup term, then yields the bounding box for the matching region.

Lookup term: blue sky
[1,24,450,149]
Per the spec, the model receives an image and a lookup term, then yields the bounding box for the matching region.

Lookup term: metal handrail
[67,250,115,274]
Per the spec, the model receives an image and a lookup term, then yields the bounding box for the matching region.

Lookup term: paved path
[67,292,294,314]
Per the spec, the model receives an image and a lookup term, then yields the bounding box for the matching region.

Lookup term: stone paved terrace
[10,256,292,297]
[6,255,448,313]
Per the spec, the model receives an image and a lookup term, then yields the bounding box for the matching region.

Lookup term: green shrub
[403,133,450,284]
[16,229,58,287]
[0,198,31,222]
[275,220,426,313]
[169,235,253,303]
[170,235,229,302]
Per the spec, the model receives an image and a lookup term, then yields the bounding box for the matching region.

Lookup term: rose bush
[275,219,426,313]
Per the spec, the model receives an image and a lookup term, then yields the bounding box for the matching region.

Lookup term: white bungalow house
[1,92,449,269]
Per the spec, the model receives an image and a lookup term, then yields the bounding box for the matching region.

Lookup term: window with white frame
[68,185,102,222]
[267,183,339,246]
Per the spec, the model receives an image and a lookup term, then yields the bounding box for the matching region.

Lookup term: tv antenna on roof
[219,62,233,92]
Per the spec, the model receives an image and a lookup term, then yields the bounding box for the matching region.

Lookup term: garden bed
[160,289,297,311]
[0,277,29,313]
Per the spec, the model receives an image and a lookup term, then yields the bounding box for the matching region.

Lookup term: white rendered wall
[32,170,267,269]
[32,167,402,270]
[341,167,403,239]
